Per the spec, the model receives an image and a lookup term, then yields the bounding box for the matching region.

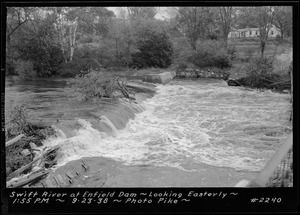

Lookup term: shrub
[176,48,196,65]
[275,35,281,43]
[58,58,101,77]
[191,50,231,69]
[196,39,225,54]
[130,52,147,69]
[188,40,232,69]
[206,32,218,40]
[227,45,237,60]
[131,29,173,69]
[244,46,257,62]
[15,60,37,79]
[6,104,32,139]
[240,57,276,88]
[6,60,17,76]
[69,68,133,101]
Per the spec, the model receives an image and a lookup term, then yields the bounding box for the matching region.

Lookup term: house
[228,25,281,38]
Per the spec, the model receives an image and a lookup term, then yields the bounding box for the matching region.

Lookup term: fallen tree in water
[227,58,292,92]
[69,68,135,101]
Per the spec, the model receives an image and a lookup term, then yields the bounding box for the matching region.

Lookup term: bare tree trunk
[281,31,284,39]
[115,38,119,64]
[261,40,266,58]
[224,36,228,49]
[69,20,78,62]
[191,34,197,50]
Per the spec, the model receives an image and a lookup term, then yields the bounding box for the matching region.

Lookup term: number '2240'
[259,197,281,203]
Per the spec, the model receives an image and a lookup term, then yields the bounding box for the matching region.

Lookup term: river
[5,76,292,187]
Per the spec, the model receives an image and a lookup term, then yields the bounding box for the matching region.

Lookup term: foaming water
[43,79,291,172]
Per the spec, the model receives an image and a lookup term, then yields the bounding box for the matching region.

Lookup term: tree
[254,6,278,58]
[6,7,36,61]
[239,7,278,58]
[218,7,236,48]
[18,15,63,77]
[127,7,159,20]
[235,7,258,28]
[108,18,130,66]
[117,7,127,19]
[273,6,292,39]
[176,7,215,50]
[131,28,173,68]
[52,7,115,62]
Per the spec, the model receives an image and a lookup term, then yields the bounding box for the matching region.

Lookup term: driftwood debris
[5,134,25,147]
[7,146,60,181]
[7,169,51,188]
[117,79,130,98]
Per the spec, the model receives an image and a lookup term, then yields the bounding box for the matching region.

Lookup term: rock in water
[227,79,241,86]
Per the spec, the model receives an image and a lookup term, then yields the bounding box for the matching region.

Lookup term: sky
[106,7,171,20]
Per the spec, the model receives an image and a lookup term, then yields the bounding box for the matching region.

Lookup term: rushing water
[5,76,292,186]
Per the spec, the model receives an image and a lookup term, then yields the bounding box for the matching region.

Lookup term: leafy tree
[18,16,63,77]
[273,6,292,39]
[127,7,159,20]
[52,7,115,62]
[108,18,136,67]
[254,6,278,58]
[176,7,215,50]
[131,28,173,68]
[6,7,37,74]
[235,7,258,28]
[218,7,237,48]
[6,7,36,57]
[238,7,278,58]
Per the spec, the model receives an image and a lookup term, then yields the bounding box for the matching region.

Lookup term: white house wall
[228,27,280,38]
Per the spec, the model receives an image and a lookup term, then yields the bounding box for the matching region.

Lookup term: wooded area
[6,6,292,78]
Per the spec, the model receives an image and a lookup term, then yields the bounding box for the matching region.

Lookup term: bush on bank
[130,29,174,69]
[5,104,55,142]
[237,57,291,91]
[173,40,232,70]
[6,104,32,139]
[15,60,37,79]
